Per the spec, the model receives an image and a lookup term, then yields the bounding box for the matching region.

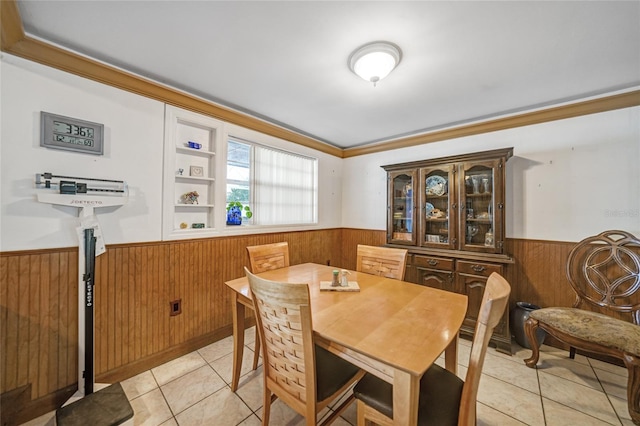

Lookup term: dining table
[225,263,468,425]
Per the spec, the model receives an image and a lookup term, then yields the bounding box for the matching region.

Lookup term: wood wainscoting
[2,229,636,424]
[1,229,348,425]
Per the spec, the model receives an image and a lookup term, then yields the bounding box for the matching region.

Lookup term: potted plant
[226,201,252,225]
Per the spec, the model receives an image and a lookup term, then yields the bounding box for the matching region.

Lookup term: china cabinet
[162,106,223,240]
[383,147,514,353]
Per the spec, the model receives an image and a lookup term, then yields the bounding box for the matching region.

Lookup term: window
[227,138,318,225]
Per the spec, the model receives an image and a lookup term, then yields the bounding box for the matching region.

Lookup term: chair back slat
[356,244,408,280]
[245,267,316,409]
[459,272,511,426]
[247,242,290,273]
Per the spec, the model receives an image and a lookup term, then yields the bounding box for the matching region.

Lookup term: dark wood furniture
[382,148,514,353]
[353,272,511,426]
[524,230,640,425]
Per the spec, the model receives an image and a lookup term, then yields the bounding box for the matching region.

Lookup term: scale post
[36,172,128,398]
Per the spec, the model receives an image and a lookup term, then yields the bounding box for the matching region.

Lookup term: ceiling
[15,1,640,149]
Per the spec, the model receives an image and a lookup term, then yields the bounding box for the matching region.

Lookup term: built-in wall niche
[163,106,223,240]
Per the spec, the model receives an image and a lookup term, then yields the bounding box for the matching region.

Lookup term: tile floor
[23,327,633,425]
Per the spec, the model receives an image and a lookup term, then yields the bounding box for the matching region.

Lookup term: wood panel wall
[1,247,78,420]
[504,238,574,308]
[3,229,635,424]
[340,228,387,271]
[1,229,344,425]
[504,237,639,323]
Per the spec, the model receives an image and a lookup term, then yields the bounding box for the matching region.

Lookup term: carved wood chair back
[566,230,640,323]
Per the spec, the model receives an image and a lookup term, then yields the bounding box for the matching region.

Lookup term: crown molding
[0,0,341,158]
[343,90,640,158]
[2,0,638,159]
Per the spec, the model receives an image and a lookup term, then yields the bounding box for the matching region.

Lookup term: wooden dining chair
[245,267,365,426]
[524,230,640,424]
[353,272,511,426]
[356,244,408,280]
[247,242,290,274]
[245,242,291,370]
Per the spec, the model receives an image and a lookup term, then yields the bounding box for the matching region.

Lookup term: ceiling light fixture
[348,41,402,87]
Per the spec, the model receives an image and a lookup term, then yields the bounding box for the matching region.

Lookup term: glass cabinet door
[420,166,456,249]
[388,170,416,245]
[459,159,504,253]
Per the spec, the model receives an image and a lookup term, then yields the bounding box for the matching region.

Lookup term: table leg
[393,370,420,425]
[231,295,245,392]
[444,334,459,376]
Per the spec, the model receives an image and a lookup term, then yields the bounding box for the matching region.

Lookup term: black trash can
[510,302,546,349]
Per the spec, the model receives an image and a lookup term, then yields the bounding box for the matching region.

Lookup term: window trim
[226,132,319,228]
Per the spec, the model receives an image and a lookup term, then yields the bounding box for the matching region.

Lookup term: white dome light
[348,42,402,87]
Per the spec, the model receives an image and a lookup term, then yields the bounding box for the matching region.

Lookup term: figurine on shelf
[484,229,494,246]
[182,191,199,204]
[178,168,184,176]
[431,208,446,218]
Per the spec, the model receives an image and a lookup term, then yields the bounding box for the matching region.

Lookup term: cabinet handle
[428,259,438,266]
[471,264,486,272]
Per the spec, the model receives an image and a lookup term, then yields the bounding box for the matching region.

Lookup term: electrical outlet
[170,299,182,316]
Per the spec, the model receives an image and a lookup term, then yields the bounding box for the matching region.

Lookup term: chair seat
[530,307,640,356]
[315,345,362,401]
[353,364,463,426]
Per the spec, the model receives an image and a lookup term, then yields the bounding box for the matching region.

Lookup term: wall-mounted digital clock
[40,112,104,155]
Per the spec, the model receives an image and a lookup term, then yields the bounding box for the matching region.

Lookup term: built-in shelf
[174,204,216,208]
[163,106,223,240]
[175,175,216,183]
[176,146,216,157]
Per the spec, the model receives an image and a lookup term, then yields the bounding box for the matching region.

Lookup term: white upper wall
[1,53,165,251]
[342,106,640,242]
[1,53,638,251]
[0,54,342,252]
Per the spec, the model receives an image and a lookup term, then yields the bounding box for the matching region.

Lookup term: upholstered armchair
[523,230,640,424]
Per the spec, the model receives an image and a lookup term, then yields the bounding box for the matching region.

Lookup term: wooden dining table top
[225,262,468,377]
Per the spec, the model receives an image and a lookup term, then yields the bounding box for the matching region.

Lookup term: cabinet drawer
[457,260,501,277]
[413,255,454,271]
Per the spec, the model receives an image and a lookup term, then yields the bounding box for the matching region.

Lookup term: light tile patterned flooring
[23,327,633,425]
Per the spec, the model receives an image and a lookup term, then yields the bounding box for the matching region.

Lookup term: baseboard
[5,320,257,425]
[1,384,76,426]
[1,384,31,426]
[96,323,238,383]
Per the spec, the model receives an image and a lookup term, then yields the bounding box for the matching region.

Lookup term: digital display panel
[53,134,94,147]
[53,120,95,139]
[41,112,103,155]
